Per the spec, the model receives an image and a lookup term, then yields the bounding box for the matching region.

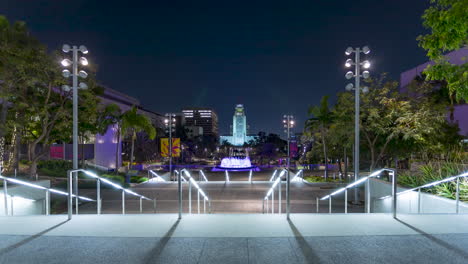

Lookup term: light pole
[283,115,294,219]
[164,114,176,180]
[344,46,370,203]
[61,44,88,205]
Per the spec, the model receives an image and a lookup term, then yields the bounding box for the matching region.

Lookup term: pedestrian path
[0,214,467,263]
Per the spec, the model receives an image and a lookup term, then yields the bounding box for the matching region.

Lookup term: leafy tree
[417,0,468,101]
[305,96,334,179]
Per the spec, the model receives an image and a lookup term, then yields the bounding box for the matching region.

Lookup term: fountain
[212,156,260,171]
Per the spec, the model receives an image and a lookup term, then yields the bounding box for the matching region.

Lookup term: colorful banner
[161,138,181,157]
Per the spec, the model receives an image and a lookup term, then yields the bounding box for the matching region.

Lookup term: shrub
[130,176,149,183]
[304,176,340,183]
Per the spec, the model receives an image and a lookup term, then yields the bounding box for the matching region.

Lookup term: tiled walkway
[0,214,467,263]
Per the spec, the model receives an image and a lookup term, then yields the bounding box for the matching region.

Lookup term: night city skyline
[2,0,431,136]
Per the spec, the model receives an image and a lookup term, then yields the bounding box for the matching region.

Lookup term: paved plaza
[77,171,362,214]
[0,214,467,263]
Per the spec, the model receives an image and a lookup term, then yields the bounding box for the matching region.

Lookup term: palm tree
[305,96,334,180]
[121,106,156,178]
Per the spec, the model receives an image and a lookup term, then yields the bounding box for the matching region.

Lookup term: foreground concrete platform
[0,214,467,263]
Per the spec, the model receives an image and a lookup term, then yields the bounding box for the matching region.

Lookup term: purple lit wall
[94,124,121,170]
[400,48,468,137]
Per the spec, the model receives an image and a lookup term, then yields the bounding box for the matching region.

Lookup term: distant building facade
[400,48,468,137]
[182,108,219,137]
[220,104,256,146]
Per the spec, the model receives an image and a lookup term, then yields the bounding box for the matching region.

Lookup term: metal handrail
[198,170,209,182]
[377,171,468,214]
[181,169,211,214]
[291,170,304,182]
[67,169,156,220]
[262,169,286,214]
[318,168,397,217]
[0,174,94,216]
[269,170,278,181]
[148,170,166,182]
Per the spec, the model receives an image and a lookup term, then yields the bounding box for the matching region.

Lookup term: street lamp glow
[345,59,353,67]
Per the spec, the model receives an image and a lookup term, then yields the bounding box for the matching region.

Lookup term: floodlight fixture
[345,59,353,67]
[61,59,72,67]
[362,71,370,79]
[62,69,71,78]
[62,44,71,53]
[78,70,88,78]
[345,47,353,55]
[79,57,88,66]
[79,45,88,54]
[362,46,370,54]
[345,71,354,79]
[362,60,371,69]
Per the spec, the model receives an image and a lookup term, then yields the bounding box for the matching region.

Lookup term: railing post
[10,196,13,216]
[197,189,200,214]
[392,170,397,219]
[97,179,101,215]
[366,178,370,213]
[417,188,421,214]
[329,197,332,214]
[3,180,8,216]
[272,186,274,214]
[178,169,182,219]
[279,176,282,214]
[316,197,319,213]
[67,170,73,220]
[262,199,265,214]
[456,177,460,214]
[74,174,79,215]
[122,190,125,215]
[153,199,156,213]
[204,197,206,214]
[209,200,212,214]
[189,178,192,214]
[45,189,50,215]
[345,189,348,214]
[266,197,269,213]
[140,197,143,213]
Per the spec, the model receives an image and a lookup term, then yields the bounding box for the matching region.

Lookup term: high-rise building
[182,108,219,137]
[220,104,256,146]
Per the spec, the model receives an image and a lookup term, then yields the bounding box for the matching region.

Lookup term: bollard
[329,197,332,214]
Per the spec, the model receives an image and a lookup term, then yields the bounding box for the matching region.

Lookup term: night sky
[2,0,430,136]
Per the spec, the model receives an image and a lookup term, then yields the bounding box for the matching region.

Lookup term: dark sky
[2,0,431,136]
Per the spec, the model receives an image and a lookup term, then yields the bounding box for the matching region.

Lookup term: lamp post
[164,114,176,180]
[344,46,371,203]
[283,115,294,219]
[61,44,88,203]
